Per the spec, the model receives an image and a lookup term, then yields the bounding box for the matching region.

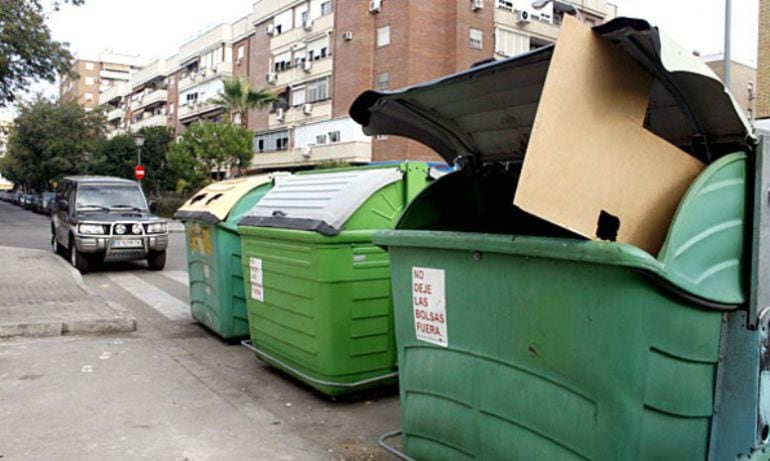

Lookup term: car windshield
[76,185,147,211]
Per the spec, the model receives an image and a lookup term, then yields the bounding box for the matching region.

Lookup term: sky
[4,0,761,114]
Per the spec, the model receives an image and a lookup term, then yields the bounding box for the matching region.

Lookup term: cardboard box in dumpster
[514,17,705,255]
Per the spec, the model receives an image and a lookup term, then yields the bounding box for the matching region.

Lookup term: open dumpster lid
[175,175,273,224]
[239,168,403,235]
[349,17,754,166]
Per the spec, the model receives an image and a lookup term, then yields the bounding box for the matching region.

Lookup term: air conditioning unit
[303,60,313,72]
[517,10,531,24]
[266,72,277,84]
[266,24,276,35]
[276,108,285,121]
[302,104,313,115]
[369,0,382,13]
[190,73,197,81]
[342,31,353,41]
[301,145,312,158]
[472,0,483,10]
[200,69,207,77]
[303,19,313,31]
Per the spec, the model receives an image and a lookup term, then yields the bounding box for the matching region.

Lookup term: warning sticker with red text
[412,267,447,347]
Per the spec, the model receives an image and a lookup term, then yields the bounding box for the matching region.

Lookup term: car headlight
[131,224,142,235]
[78,224,106,235]
[145,222,167,234]
[115,224,126,235]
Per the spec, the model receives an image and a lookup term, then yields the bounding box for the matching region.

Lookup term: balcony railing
[130,89,168,111]
[177,101,225,122]
[178,66,233,92]
[273,57,332,88]
[130,113,169,130]
[268,99,332,129]
[106,108,125,121]
[249,140,372,170]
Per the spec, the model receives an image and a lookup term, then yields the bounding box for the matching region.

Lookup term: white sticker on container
[249,257,264,302]
[412,267,447,347]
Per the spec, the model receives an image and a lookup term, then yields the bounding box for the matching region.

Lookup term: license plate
[112,239,142,248]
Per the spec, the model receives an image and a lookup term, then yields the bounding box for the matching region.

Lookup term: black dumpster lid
[349,17,754,166]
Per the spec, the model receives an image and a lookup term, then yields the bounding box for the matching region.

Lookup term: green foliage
[209,77,283,126]
[88,134,136,179]
[315,160,352,170]
[137,125,175,196]
[0,0,84,107]
[167,121,253,192]
[0,96,104,191]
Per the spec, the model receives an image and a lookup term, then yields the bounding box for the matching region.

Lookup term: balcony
[178,67,233,92]
[274,57,332,88]
[249,140,372,170]
[268,100,332,129]
[131,113,169,130]
[494,9,560,41]
[130,89,168,111]
[99,69,131,82]
[269,13,334,51]
[106,108,125,122]
[106,128,127,139]
[178,102,225,122]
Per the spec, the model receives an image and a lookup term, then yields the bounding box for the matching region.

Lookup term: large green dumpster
[350,17,765,461]
[175,175,277,340]
[238,163,432,395]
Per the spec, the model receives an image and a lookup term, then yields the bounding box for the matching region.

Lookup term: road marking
[107,273,190,321]
[161,270,190,287]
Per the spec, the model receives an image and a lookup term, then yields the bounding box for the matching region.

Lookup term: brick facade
[758,0,770,119]
[248,25,271,133]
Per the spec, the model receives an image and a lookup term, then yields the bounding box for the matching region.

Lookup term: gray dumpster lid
[239,168,403,235]
[349,17,754,166]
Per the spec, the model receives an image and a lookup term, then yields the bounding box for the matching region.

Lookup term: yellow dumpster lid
[174,175,273,223]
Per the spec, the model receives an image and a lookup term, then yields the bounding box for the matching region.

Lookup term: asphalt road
[0,200,401,460]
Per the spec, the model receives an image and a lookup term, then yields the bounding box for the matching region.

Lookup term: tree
[87,134,136,179]
[0,0,83,107]
[167,121,253,193]
[137,126,175,197]
[209,77,283,126]
[0,96,104,191]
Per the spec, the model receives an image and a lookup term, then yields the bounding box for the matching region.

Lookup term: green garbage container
[238,163,432,396]
[175,175,277,340]
[351,18,765,460]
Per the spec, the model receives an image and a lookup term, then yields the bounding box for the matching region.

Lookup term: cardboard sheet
[514,17,705,255]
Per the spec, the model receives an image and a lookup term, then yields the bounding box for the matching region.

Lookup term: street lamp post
[133,134,145,166]
[724,0,732,88]
[532,0,584,23]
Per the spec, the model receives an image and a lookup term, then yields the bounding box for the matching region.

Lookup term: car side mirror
[148,200,157,212]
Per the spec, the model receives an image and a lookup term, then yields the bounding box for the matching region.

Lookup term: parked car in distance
[51,176,168,273]
[21,194,35,209]
[37,192,56,215]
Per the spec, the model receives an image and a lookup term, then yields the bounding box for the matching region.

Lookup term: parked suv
[51,176,168,273]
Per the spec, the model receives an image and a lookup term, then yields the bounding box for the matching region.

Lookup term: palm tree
[209,77,283,127]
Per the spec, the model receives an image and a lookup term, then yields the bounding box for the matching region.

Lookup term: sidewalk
[0,246,136,338]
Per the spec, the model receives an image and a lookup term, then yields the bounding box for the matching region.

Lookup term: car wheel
[147,250,166,271]
[69,237,90,274]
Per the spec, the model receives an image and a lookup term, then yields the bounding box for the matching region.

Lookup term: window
[85,62,95,70]
[496,0,513,11]
[296,3,309,25]
[237,46,245,61]
[494,28,529,57]
[316,134,327,144]
[274,9,293,34]
[292,86,306,106]
[470,28,483,49]
[307,36,329,61]
[85,77,95,85]
[375,72,390,90]
[254,130,290,153]
[306,77,329,103]
[301,10,309,24]
[273,51,292,72]
[377,25,390,47]
[84,92,93,102]
[169,103,175,115]
[328,131,340,143]
[321,1,332,15]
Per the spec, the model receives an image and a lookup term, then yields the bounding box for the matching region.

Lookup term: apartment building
[757,0,769,130]
[60,51,146,110]
[243,0,617,170]
[702,54,758,123]
[170,24,235,131]
[126,57,177,132]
